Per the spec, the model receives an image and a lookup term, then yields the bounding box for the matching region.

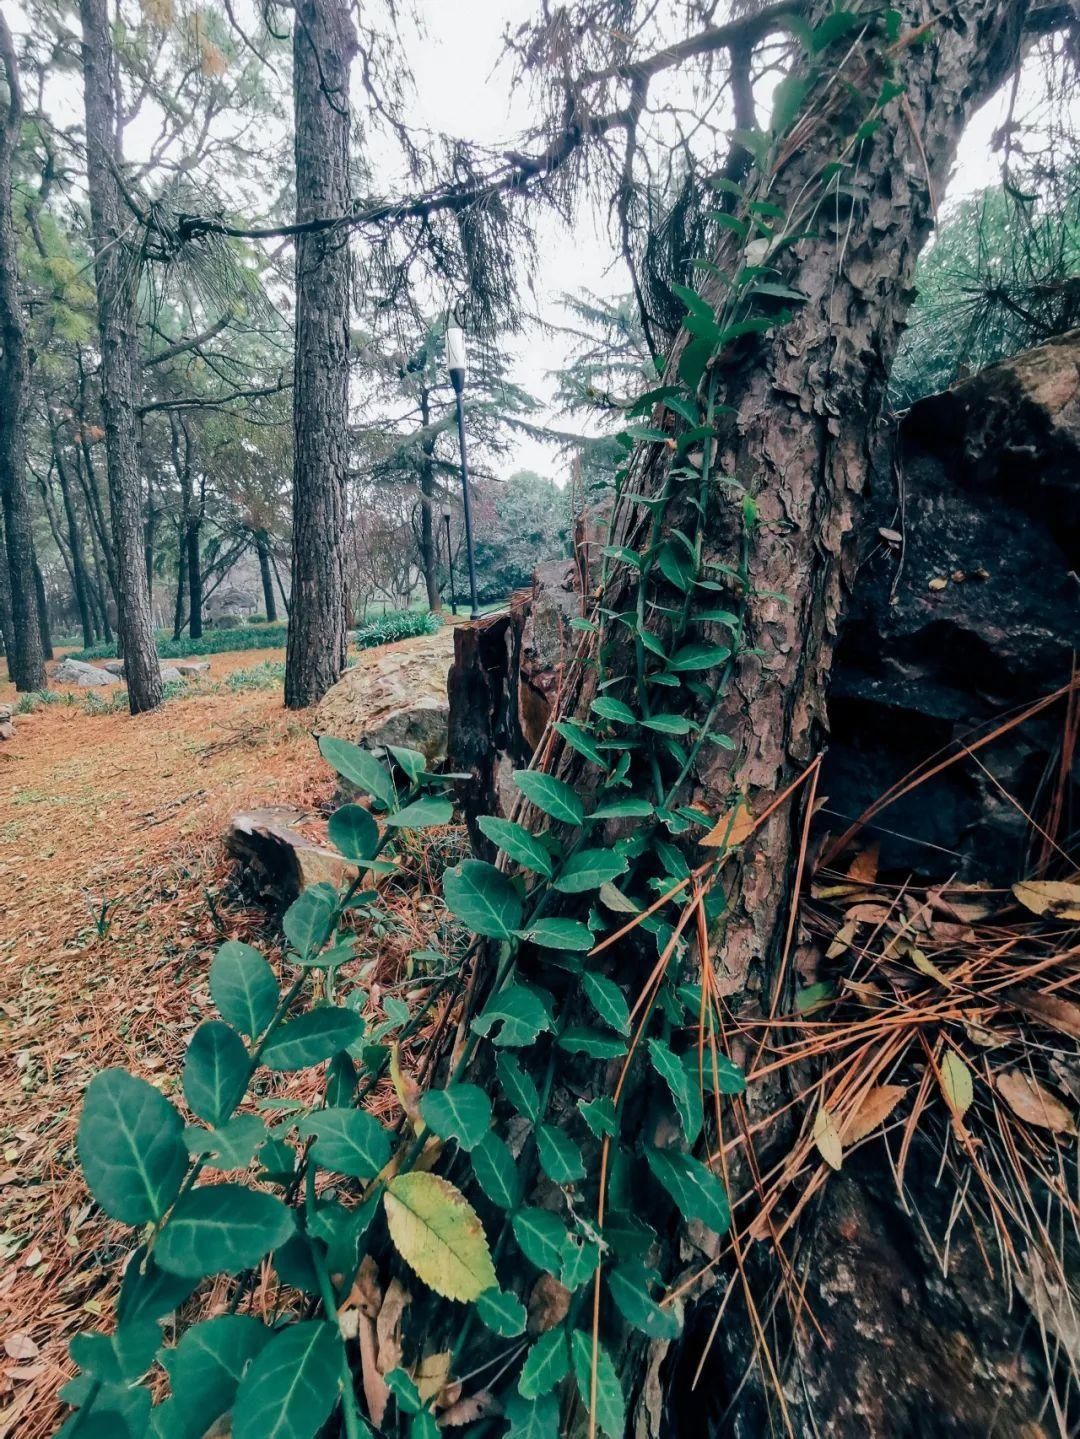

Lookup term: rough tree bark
[32,554,51,659]
[79,0,162,712]
[50,417,96,648]
[0,12,45,691]
[283,0,356,708]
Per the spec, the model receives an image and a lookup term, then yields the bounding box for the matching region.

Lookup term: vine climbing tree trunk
[79,0,162,713]
[283,0,356,708]
[0,12,45,692]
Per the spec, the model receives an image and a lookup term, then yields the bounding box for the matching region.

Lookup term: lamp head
[445,322,466,392]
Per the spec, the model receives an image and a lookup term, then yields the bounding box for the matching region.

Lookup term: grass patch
[352,608,441,651]
[223,660,287,692]
[74,621,289,662]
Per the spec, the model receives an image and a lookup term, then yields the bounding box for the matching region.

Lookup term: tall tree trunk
[0,14,45,691]
[255,534,277,622]
[48,414,95,648]
[0,511,12,669]
[418,387,442,612]
[272,550,290,618]
[79,0,162,713]
[283,0,355,708]
[186,520,203,640]
[32,553,52,659]
[144,478,158,605]
[172,541,187,641]
[87,527,112,643]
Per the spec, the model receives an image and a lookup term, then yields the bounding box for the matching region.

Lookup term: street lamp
[441,502,458,616]
[446,318,480,619]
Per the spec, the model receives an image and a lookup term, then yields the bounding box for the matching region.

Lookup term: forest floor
[0,643,340,1437]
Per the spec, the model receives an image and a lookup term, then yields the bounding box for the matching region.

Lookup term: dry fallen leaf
[411,1349,452,1405]
[939,1051,973,1122]
[3,1335,38,1362]
[841,1085,907,1145]
[439,1390,499,1427]
[846,842,879,885]
[700,800,755,850]
[996,1070,1077,1135]
[1011,990,1080,1041]
[527,1271,571,1335]
[909,946,952,988]
[813,1106,843,1171]
[376,1278,412,1375]
[826,919,856,960]
[879,527,902,544]
[1012,880,1080,922]
[928,576,948,591]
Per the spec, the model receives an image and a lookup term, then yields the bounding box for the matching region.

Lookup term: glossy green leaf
[513,769,584,826]
[591,696,636,725]
[503,1392,560,1438]
[578,1096,617,1138]
[476,816,553,877]
[155,1183,295,1278]
[609,1261,680,1339]
[685,1048,746,1095]
[184,1114,267,1170]
[384,795,453,829]
[209,941,279,1040]
[70,1321,159,1385]
[554,849,629,895]
[232,1321,342,1439]
[518,1326,569,1399]
[471,1131,522,1210]
[318,735,396,809]
[667,643,731,672]
[261,1007,364,1071]
[78,1069,187,1226]
[656,541,696,591]
[648,1038,703,1143]
[640,712,693,735]
[497,1052,541,1121]
[512,1207,569,1275]
[282,884,338,960]
[570,1329,625,1439]
[560,1237,600,1291]
[154,1314,272,1439]
[476,1286,527,1337]
[536,1125,585,1184]
[554,720,606,767]
[645,1147,730,1234]
[419,1083,491,1150]
[385,1367,422,1413]
[326,803,379,862]
[558,1028,627,1060]
[582,973,630,1036]
[590,796,654,820]
[472,983,554,1047]
[443,859,522,939]
[297,1106,391,1179]
[519,917,594,951]
[116,1245,198,1325]
[183,1021,250,1129]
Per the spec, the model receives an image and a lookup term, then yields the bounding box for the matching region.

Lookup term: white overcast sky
[18,0,1055,482]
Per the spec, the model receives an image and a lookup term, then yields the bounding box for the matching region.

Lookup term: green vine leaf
[560,1237,601,1291]
[385,1367,422,1413]
[471,1132,523,1210]
[327,803,379,862]
[517,918,594,951]
[640,712,693,735]
[475,1286,527,1337]
[472,983,554,1047]
[318,735,396,809]
[570,1329,626,1439]
[667,642,731,672]
[536,1125,585,1185]
[443,859,523,939]
[184,1114,267,1170]
[297,1106,391,1179]
[518,1325,569,1399]
[183,1020,251,1129]
[582,973,631,1036]
[419,1083,492,1151]
[384,795,453,829]
[155,1183,295,1278]
[154,1314,272,1439]
[232,1320,343,1439]
[476,816,554,877]
[513,769,585,826]
[591,696,636,725]
[261,1007,364,1072]
[384,1172,497,1301]
[69,1320,159,1385]
[282,884,338,960]
[554,719,606,767]
[77,1068,188,1226]
[496,1053,541,1121]
[503,1392,560,1438]
[512,1207,570,1275]
[645,1147,730,1234]
[578,1096,618,1138]
[590,796,654,820]
[210,942,279,1040]
[609,1262,680,1340]
[648,1038,703,1143]
[554,849,629,895]
[558,1028,627,1061]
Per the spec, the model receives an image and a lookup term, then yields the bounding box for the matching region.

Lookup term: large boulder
[51,657,122,687]
[313,626,455,761]
[0,703,12,740]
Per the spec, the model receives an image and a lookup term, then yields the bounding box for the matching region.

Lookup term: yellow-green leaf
[1013,880,1080,922]
[939,1051,973,1121]
[384,1172,496,1302]
[812,1106,843,1170]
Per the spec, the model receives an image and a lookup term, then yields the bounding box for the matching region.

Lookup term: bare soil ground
[0,645,335,1436]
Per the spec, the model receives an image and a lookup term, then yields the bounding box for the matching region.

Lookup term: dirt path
[0,647,333,1436]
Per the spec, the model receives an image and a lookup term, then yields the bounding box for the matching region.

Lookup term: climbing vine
[62,12,914,1438]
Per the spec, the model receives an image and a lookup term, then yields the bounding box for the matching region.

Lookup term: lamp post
[445,319,480,619]
[441,502,458,616]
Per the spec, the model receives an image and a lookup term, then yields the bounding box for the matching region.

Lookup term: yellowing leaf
[410,1349,453,1404]
[826,920,856,960]
[1012,880,1080,922]
[909,946,951,987]
[938,1052,973,1121]
[384,1172,497,1303]
[841,1085,907,1145]
[700,800,755,850]
[995,1070,1077,1135]
[812,1106,843,1170]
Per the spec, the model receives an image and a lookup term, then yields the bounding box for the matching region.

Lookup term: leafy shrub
[15,689,66,713]
[74,623,290,662]
[224,660,287,692]
[352,607,441,651]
